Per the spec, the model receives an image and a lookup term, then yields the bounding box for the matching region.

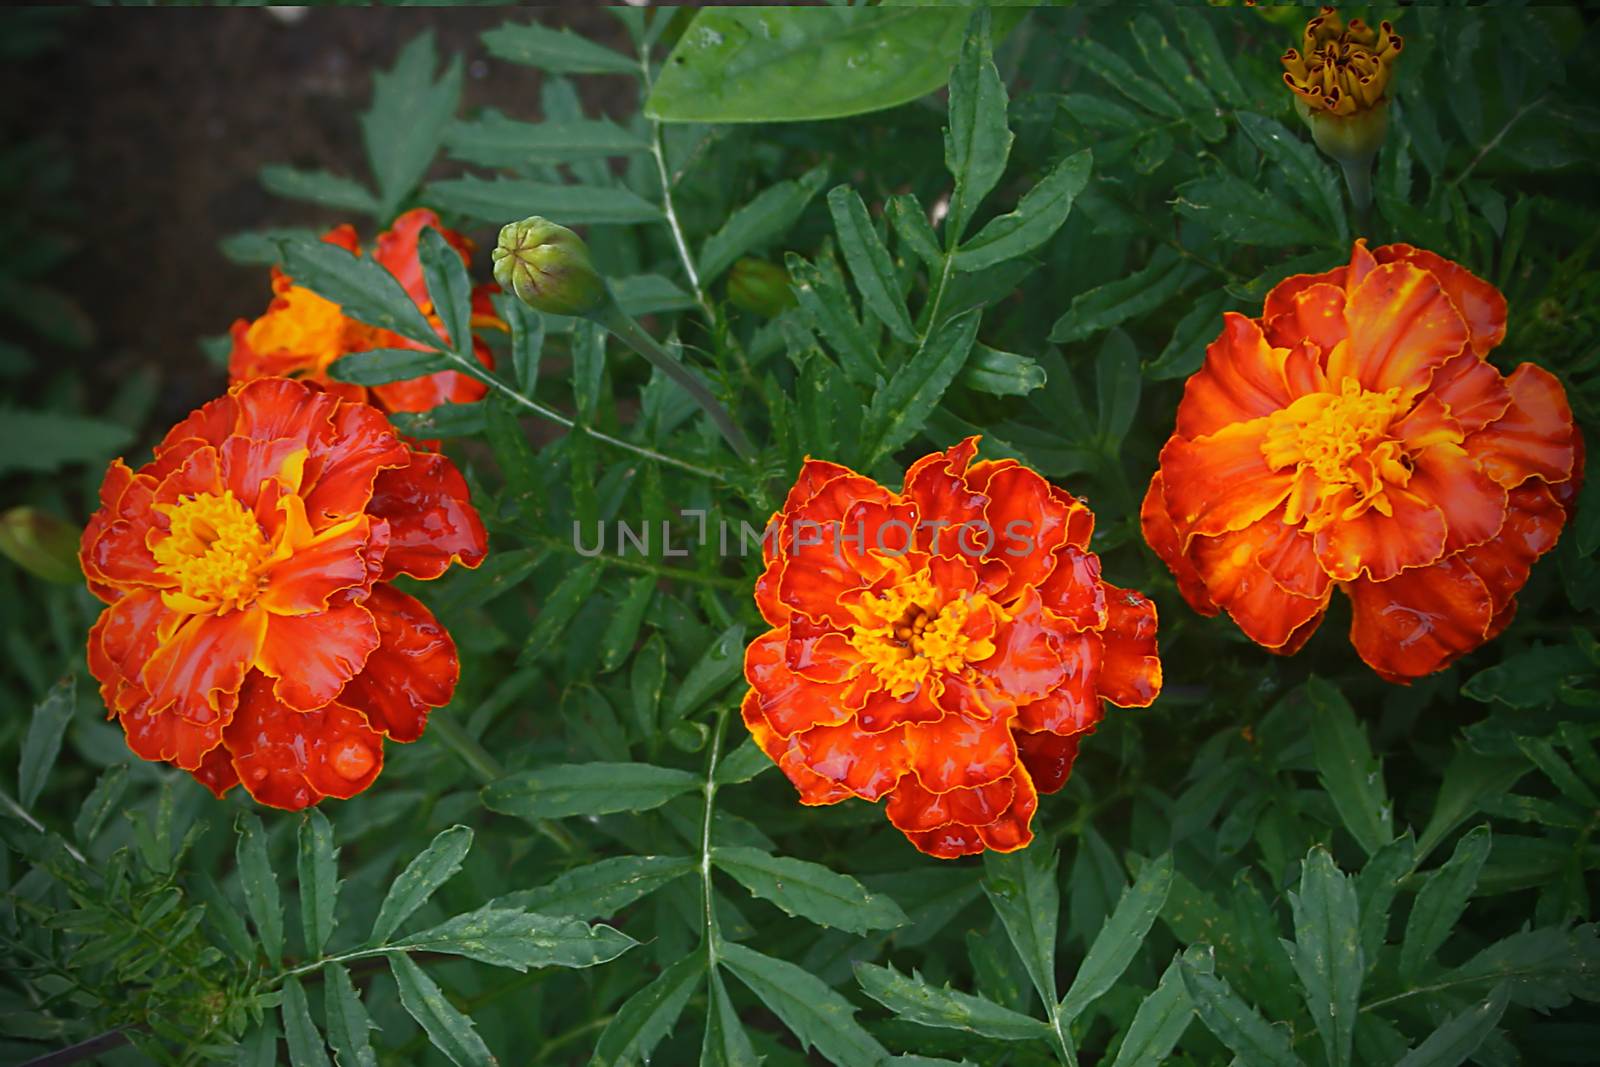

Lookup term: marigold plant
[229,208,502,414]
[79,376,486,808]
[743,438,1162,858]
[1142,241,1582,681]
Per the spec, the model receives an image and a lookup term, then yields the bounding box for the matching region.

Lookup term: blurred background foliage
[1,4,1598,1066]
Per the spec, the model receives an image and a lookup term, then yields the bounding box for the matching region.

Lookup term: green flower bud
[0,507,81,584]
[726,257,796,318]
[1296,97,1390,169]
[492,217,607,318]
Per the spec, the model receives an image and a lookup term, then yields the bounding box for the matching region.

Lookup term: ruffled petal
[1176,313,1296,439]
[740,691,854,806]
[1373,244,1506,356]
[231,378,341,451]
[224,673,385,810]
[120,702,229,772]
[191,743,240,799]
[140,607,267,724]
[971,460,1073,598]
[904,437,986,549]
[1139,472,1218,615]
[1457,482,1567,618]
[1262,281,1347,358]
[1407,442,1507,555]
[255,601,379,712]
[1426,353,1511,434]
[784,619,864,684]
[1464,363,1578,491]
[886,773,1016,834]
[1314,488,1447,583]
[1189,517,1330,649]
[366,451,488,581]
[857,682,944,732]
[1159,420,1293,540]
[1333,261,1469,398]
[1014,630,1100,733]
[1035,544,1108,631]
[792,719,909,800]
[904,706,1018,793]
[1346,556,1494,682]
[1015,729,1085,795]
[338,584,459,742]
[301,400,410,525]
[1096,584,1162,707]
[157,391,238,455]
[976,769,1039,853]
[744,628,864,737]
[975,586,1068,702]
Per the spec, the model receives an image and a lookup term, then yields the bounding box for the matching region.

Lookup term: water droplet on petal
[330,739,376,780]
[249,766,269,783]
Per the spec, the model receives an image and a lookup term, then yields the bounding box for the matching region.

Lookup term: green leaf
[828,185,916,343]
[281,977,332,1067]
[238,1015,281,1067]
[73,764,129,846]
[1176,170,1323,247]
[1110,947,1210,1067]
[591,952,705,1067]
[296,810,339,957]
[277,235,439,349]
[236,812,284,964]
[219,227,320,266]
[630,634,668,739]
[259,165,378,216]
[446,112,646,168]
[390,953,495,1067]
[855,962,1050,1042]
[323,963,378,1067]
[1235,113,1346,241]
[419,226,473,358]
[1417,747,1529,862]
[328,348,452,387]
[714,739,772,786]
[861,308,981,465]
[1171,9,1249,108]
[1394,984,1511,1067]
[1356,833,1416,971]
[721,940,889,1067]
[701,969,759,1067]
[700,165,829,286]
[960,344,1046,397]
[481,20,639,76]
[1066,37,1184,121]
[498,854,696,920]
[713,845,907,934]
[1401,825,1491,982]
[1060,852,1173,1022]
[483,762,701,821]
[1130,13,1224,138]
[786,252,879,388]
[599,575,658,674]
[888,193,942,268]
[1048,248,1192,344]
[388,401,486,439]
[1146,290,1231,380]
[371,824,473,944]
[519,560,605,663]
[944,9,1012,241]
[425,177,663,226]
[670,623,747,721]
[1180,961,1305,1067]
[393,906,637,971]
[362,32,462,219]
[571,320,605,421]
[17,675,74,810]
[982,845,1061,1006]
[0,410,133,476]
[954,149,1092,272]
[502,298,546,395]
[1307,676,1393,856]
[647,8,981,123]
[1285,847,1362,1067]
[1094,329,1141,447]
[1444,923,1599,1012]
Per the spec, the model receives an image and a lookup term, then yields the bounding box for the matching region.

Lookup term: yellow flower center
[1262,379,1411,531]
[152,490,273,614]
[1281,7,1403,117]
[847,571,996,698]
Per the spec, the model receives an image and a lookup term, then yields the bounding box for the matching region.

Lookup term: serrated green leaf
[1401,825,1491,982]
[862,309,980,466]
[1307,676,1393,856]
[1061,852,1173,1022]
[323,963,378,1067]
[1181,961,1305,1067]
[630,633,667,739]
[393,906,637,971]
[328,348,452,387]
[520,560,605,663]
[1285,847,1362,1067]
[220,227,321,267]
[1049,248,1192,344]
[599,575,658,674]
[786,251,878,387]
[499,297,545,395]
[714,739,773,786]
[954,149,1091,272]
[362,32,462,219]
[983,845,1061,1007]
[700,165,829,286]
[371,824,473,944]
[591,952,705,1067]
[701,969,759,1067]
[1443,923,1599,1011]
[277,236,439,349]
[482,19,639,75]
[1171,9,1249,108]
[1146,290,1231,380]
[418,226,473,359]
[484,762,701,821]
[238,1015,280,1067]
[1130,13,1224,138]
[426,177,663,226]
[827,185,916,343]
[1418,747,1529,862]
[1110,947,1210,1067]
[960,344,1046,397]
[281,977,332,1067]
[1067,36,1184,121]
[888,193,942,270]
[236,813,283,964]
[497,855,695,920]
[388,401,486,439]
[1236,112,1346,242]
[0,410,134,476]
[296,809,339,957]
[714,846,907,934]
[721,940,889,1067]
[1356,833,1415,971]
[259,165,378,216]
[390,953,494,1067]
[856,962,1049,1042]
[73,764,129,846]
[670,623,747,721]
[945,10,1012,241]
[18,675,74,810]
[446,112,646,169]
[1394,984,1511,1067]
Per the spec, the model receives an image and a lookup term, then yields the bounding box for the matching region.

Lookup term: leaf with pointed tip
[1111,947,1211,1067]
[481,20,639,75]
[713,846,907,934]
[591,952,705,1066]
[484,762,700,821]
[1180,961,1305,1067]
[861,309,980,466]
[371,824,473,944]
[701,969,759,1067]
[426,177,662,226]
[277,236,439,349]
[281,977,332,1067]
[236,813,283,964]
[1401,825,1491,982]
[328,349,453,387]
[944,10,1012,240]
[390,953,495,1067]
[982,846,1061,1007]
[362,32,462,219]
[955,150,1092,273]
[828,185,916,343]
[700,165,829,286]
[1394,984,1511,1067]
[323,963,378,1067]
[1307,676,1393,856]
[393,906,637,971]
[259,165,378,216]
[855,962,1050,1042]
[495,855,695,920]
[1061,852,1173,1022]
[418,227,473,360]
[19,676,75,810]
[721,941,888,1067]
[1285,848,1362,1067]
[296,809,339,956]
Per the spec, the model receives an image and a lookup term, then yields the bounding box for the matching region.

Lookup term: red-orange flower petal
[225,673,385,810]
[1015,729,1085,795]
[256,602,379,712]
[1333,260,1468,398]
[338,585,459,742]
[1464,363,1578,490]
[1347,555,1493,682]
[1373,244,1506,356]
[366,451,488,581]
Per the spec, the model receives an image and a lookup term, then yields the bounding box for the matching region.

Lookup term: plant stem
[1340,156,1373,233]
[426,713,578,856]
[699,705,730,966]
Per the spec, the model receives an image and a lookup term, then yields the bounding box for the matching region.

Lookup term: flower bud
[492,217,607,318]
[1281,7,1402,166]
[726,257,797,318]
[0,507,81,584]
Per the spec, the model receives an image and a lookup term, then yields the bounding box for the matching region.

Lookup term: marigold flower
[229,209,503,415]
[742,439,1162,859]
[80,377,487,809]
[1281,7,1403,165]
[1142,241,1583,682]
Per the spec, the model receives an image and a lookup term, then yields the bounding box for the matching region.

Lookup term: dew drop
[331,739,376,780]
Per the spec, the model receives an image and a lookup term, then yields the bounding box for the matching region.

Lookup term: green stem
[700,705,731,964]
[426,714,578,856]
[1340,156,1373,233]
[591,296,756,462]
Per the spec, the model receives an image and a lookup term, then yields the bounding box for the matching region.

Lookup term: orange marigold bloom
[229,208,503,414]
[1142,241,1583,683]
[742,438,1162,859]
[80,377,487,809]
